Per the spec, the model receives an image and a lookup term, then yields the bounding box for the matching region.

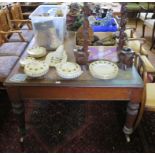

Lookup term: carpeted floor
[0,97,155,153]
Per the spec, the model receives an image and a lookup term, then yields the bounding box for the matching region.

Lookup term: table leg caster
[123,126,133,143]
[125,134,130,143]
[20,137,24,143]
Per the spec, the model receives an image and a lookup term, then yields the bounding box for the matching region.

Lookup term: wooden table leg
[123,102,140,142]
[6,87,26,143]
[12,101,26,142]
[123,89,142,142]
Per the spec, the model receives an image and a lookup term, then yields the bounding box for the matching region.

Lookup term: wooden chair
[0,8,27,57]
[10,3,32,30]
[115,15,148,56]
[126,38,148,56]
[134,54,155,128]
[124,28,148,56]
[136,3,154,29]
[142,18,155,50]
[0,7,25,42]
[0,7,33,43]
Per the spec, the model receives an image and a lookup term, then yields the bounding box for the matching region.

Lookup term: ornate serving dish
[24,61,49,78]
[56,62,83,79]
[89,60,118,79]
[27,46,47,58]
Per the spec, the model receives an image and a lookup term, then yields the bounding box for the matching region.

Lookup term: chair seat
[9,29,33,42]
[0,42,27,56]
[146,83,155,110]
[139,13,154,21]
[0,56,18,83]
[141,55,155,72]
[144,19,155,29]
[127,40,148,56]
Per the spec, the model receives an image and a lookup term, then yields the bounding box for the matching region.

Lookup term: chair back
[0,7,12,32]
[10,3,23,20]
[0,7,13,43]
[0,33,4,45]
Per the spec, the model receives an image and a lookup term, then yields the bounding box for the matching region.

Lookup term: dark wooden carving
[75,2,92,65]
[117,3,135,70]
[117,3,127,52]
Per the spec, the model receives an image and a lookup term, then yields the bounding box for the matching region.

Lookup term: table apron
[6,86,143,101]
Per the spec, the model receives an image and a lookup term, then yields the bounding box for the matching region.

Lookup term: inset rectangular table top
[5,32,143,88]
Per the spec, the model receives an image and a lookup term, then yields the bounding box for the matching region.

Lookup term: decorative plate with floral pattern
[56,62,83,79]
[89,60,118,79]
[19,56,36,67]
[27,46,47,58]
[45,51,67,67]
[24,61,49,78]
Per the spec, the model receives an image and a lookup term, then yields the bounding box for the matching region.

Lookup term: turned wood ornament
[75,2,93,65]
[117,3,134,70]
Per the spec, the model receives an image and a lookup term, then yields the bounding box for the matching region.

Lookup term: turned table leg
[123,102,140,142]
[12,101,26,143]
[123,88,142,142]
[6,87,26,143]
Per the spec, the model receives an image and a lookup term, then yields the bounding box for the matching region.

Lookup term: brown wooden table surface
[4,31,143,143]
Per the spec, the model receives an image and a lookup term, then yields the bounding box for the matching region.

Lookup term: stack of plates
[24,61,49,78]
[56,62,83,79]
[27,47,47,58]
[89,60,118,79]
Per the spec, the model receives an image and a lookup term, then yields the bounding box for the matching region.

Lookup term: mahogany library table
[4,32,143,143]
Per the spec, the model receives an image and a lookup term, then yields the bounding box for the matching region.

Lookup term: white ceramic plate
[19,57,36,67]
[89,60,118,79]
[27,46,47,58]
[56,62,83,79]
[45,51,67,67]
[24,61,49,78]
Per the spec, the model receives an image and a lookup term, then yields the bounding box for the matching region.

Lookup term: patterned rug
[0,99,155,153]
